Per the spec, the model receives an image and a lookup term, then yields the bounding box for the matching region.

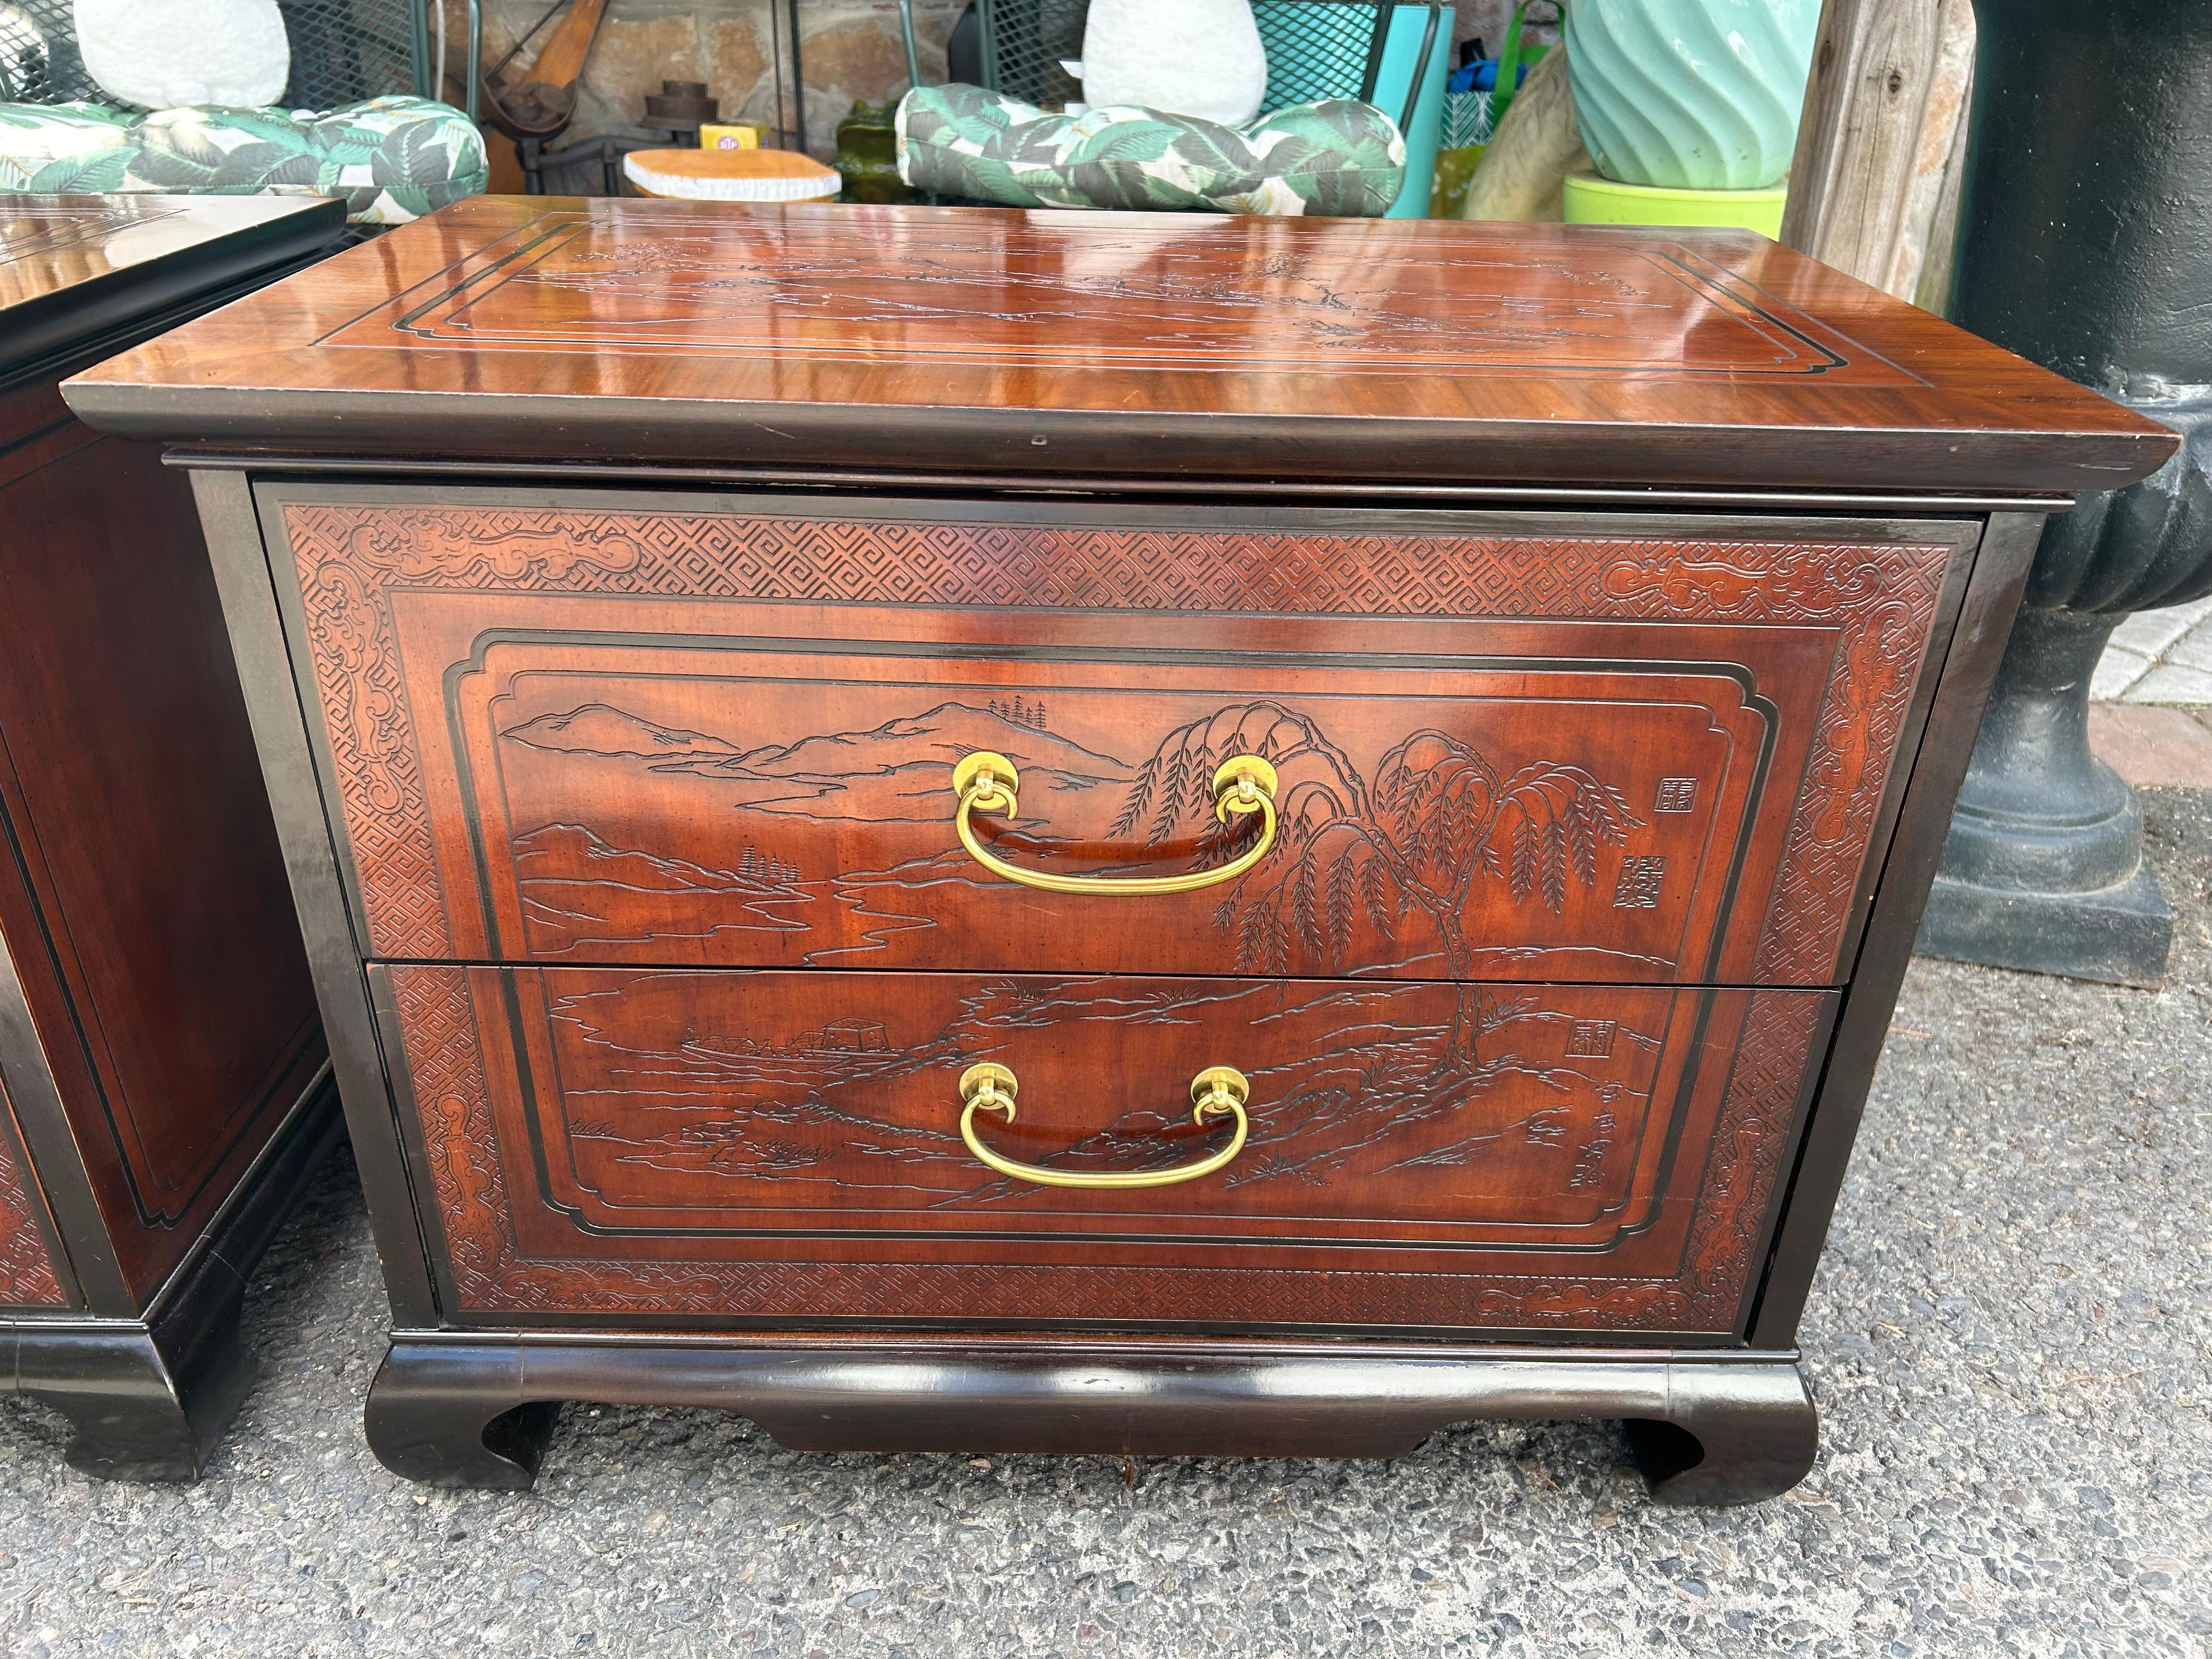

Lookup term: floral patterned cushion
[896,83,1404,216]
[0,96,484,224]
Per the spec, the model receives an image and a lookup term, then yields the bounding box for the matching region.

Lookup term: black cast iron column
[1917,0,2212,985]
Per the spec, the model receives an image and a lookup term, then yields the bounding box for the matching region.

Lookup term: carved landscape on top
[325,211,1922,384]
[477,677,1740,983]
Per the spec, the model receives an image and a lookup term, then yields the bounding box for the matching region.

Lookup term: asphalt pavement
[3,791,2208,1659]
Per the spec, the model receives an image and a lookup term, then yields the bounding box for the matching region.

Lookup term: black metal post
[788,0,808,153]
[1918,0,2212,986]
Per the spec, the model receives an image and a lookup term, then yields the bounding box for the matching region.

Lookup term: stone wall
[453,0,1537,179]
[466,0,964,163]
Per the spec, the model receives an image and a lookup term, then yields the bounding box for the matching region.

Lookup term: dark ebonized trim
[364,1331,1819,1504]
[165,452,2075,515]
[6,204,345,397]
[1750,512,2046,1346]
[0,1076,342,1480]
[0,896,132,1314]
[74,380,2166,496]
[189,469,445,1329]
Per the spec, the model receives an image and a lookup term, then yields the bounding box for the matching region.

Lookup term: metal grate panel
[1252,0,1390,113]
[978,0,1086,109]
[973,0,1393,112]
[0,0,94,103]
[0,0,424,108]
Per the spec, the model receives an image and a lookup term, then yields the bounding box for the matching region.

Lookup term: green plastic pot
[1561,171,1787,235]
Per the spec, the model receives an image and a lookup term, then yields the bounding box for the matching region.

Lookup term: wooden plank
[1782,0,1973,302]
[1910,14,1977,313]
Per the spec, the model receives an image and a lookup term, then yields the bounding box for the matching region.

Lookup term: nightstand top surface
[65,196,2175,495]
[2,195,343,382]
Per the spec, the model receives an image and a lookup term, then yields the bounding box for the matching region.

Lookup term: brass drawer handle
[957,1062,1251,1188]
[951,750,1278,896]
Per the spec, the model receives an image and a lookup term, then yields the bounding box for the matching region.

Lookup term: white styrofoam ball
[1079,0,1267,127]
[75,0,290,110]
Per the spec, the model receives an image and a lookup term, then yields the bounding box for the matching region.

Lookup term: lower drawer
[374,964,1835,1338]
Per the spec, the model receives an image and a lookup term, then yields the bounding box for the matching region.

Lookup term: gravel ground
[3,792,2209,1659]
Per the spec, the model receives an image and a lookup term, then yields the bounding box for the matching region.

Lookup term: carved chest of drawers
[0,195,342,1479]
[67,199,2174,1503]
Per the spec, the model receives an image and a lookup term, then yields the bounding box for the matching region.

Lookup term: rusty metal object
[481,0,609,142]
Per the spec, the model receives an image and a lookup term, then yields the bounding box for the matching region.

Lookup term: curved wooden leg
[1624,1359,1819,1506]
[356,1338,1818,1500]
[364,1338,559,1491]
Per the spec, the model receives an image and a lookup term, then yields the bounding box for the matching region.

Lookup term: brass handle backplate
[950,751,1278,896]
[957,1061,1250,1189]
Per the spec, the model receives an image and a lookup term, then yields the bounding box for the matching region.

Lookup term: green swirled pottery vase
[1565,0,1819,190]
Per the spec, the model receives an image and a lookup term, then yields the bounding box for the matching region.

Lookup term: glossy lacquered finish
[2,195,346,390]
[377,962,1833,1334]
[364,1334,1818,1503]
[67,205,2162,1503]
[263,490,1968,987]
[62,198,2176,494]
[0,196,341,1480]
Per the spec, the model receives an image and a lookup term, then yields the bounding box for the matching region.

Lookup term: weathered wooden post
[1916,0,2212,984]
[1781,0,1975,301]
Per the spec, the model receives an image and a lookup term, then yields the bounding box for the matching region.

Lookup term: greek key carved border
[0,1083,66,1308]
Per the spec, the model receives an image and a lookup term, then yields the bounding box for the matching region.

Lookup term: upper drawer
[264,488,1972,984]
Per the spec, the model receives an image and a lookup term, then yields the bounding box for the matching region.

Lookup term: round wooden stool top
[623,148,843,202]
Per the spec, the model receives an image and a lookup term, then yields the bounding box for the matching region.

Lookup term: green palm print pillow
[0,96,485,224]
[897,83,1406,216]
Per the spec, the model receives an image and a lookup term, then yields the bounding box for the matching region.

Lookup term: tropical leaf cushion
[896,83,1405,216]
[0,96,485,224]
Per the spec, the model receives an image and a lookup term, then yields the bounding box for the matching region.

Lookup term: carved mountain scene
[489,680,1736,975]
[512,825,814,952]
[534,972,1679,1233]
[506,697,1133,820]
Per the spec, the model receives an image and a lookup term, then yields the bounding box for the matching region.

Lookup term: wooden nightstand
[65,199,2174,1503]
[0,194,343,1479]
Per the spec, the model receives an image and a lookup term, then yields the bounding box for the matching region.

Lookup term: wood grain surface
[0,414,325,1302]
[379,962,1836,1337]
[65,199,2175,493]
[270,490,1965,987]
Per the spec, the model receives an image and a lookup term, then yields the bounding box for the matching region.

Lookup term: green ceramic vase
[1564,0,1819,191]
[833,99,912,204]
[1561,172,1786,235]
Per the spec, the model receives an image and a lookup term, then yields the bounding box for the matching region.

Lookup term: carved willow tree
[1113,701,1643,1067]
